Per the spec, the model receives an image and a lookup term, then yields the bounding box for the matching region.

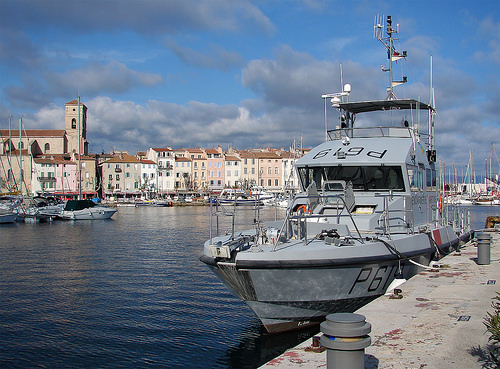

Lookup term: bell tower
[65,99,88,155]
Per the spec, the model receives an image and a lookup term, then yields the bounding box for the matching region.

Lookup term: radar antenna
[375,15,407,100]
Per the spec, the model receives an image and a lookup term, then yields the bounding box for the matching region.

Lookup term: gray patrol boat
[200,16,473,333]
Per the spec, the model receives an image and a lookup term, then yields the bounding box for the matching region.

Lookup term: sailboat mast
[19,117,22,195]
[78,95,82,200]
[492,143,495,180]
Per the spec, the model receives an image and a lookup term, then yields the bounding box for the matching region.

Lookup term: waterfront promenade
[260,231,500,368]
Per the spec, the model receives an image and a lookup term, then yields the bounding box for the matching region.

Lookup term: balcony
[115,168,122,173]
[38,177,56,183]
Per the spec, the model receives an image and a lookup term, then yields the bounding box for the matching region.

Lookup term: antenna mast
[375,15,407,100]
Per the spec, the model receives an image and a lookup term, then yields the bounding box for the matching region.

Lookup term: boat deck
[260,230,500,369]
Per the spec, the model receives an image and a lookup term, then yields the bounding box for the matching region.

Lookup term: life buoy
[297,205,308,214]
[438,195,443,212]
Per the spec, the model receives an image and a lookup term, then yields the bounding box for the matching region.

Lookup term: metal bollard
[477,232,491,265]
[320,313,371,369]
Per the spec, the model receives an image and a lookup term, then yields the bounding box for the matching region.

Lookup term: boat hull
[202,231,449,333]
[61,207,117,220]
[0,212,17,223]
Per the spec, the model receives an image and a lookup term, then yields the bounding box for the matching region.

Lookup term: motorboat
[61,199,117,220]
[0,208,17,223]
[213,188,264,206]
[200,16,473,333]
[24,196,65,219]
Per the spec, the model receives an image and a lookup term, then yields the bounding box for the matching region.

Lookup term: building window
[275,179,279,186]
[268,179,272,186]
[116,174,120,180]
[72,118,76,129]
[44,143,50,151]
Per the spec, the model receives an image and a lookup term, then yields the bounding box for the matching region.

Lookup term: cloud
[242,45,387,111]
[0,29,43,69]
[47,60,163,96]
[0,0,274,35]
[164,39,244,70]
[5,61,163,109]
[474,17,500,66]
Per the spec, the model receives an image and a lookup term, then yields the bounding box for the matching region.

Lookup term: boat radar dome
[343,83,351,93]
[330,96,341,107]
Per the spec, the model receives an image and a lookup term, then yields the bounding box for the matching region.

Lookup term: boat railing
[442,203,471,236]
[209,196,264,244]
[374,192,414,236]
[273,192,366,250]
[274,191,417,250]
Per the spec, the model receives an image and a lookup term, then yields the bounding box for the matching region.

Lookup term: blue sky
[0,0,499,176]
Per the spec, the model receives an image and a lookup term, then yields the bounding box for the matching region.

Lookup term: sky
[0,0,499,177]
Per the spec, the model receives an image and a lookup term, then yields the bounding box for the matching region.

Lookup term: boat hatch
[352,205,376,214]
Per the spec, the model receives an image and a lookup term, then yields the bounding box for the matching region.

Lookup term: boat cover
[64,200,96,211]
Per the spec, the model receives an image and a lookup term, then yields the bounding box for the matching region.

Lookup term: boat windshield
[297,165,405,192]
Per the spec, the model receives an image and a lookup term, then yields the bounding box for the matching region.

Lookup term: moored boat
[61,199,117,220]
[0,209,17,223]
[200,16,473,334]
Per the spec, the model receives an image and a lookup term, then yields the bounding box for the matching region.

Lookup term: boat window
[407,165,419,191]
[426,168,437,191]
[297,165,405,192]
[418,164,425,189]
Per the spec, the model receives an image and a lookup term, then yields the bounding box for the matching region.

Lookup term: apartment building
[185,148,207,191]
[146,148,174,194]
[140,159,157,198]
[224,155,241,188]
[32,156,76,196]
[239,150,259,190]
[206,147,224,191]
[257,151,282,190]
[279,151,300,190]
[174,156,192,190]
[101,153,141,199]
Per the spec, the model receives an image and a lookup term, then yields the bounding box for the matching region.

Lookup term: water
[1,205,498,368]
[0,205,318,369]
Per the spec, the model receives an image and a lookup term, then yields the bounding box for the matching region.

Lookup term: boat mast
[78,95,82,200]
[375,15,407,100]
[18,117,22,195]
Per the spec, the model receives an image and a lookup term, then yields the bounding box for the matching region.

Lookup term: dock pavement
[260,230,500,369]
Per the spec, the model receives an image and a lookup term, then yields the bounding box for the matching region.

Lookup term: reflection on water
[0,206,313,369]
[0,205,497,368]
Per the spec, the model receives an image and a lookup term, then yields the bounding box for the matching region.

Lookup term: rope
[373,236,439,271]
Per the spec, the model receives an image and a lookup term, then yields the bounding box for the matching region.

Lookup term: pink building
[206,147,224,191]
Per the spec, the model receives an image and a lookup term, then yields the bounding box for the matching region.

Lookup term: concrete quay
[260,231,500,369]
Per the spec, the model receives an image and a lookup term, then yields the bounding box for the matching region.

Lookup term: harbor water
[0,205,497,368]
